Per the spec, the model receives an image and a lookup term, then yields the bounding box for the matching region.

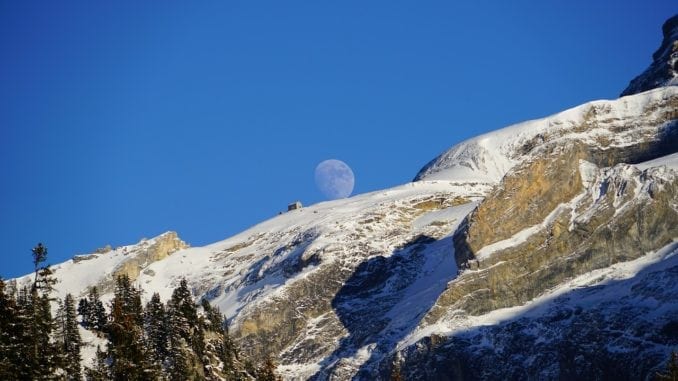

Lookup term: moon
[314,159,355,200]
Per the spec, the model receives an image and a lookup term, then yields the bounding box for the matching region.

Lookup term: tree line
[0,243,280,380]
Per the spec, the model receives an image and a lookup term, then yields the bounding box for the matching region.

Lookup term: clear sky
[1,1,676,278]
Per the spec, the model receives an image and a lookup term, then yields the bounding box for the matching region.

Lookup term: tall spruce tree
[14,286,34,379]
[144,292,168,368]
[0,278,20,379]
[201,298,224,332]
[201,299,240,378]
[167,279,204,380]
[79,286,107,331]
[23,243,59,379]
[56,294,82,380]
[78,297,90,328]
[107,275,157,380]
[89,286,107,331]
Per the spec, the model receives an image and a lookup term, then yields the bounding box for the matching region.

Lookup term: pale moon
[315,159,355,200]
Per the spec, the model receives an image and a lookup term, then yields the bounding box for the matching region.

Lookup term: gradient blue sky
[1,1,676,278]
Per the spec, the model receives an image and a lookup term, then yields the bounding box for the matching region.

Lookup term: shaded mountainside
[621,15,678,97]
[9,14,678,380]
[388,243,678,381]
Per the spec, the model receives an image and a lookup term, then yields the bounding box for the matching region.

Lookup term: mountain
[621,14,678,97]
[11,15,678,380]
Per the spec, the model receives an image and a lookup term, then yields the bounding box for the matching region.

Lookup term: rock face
[430,158,678,320]
[621,14,678,96]
[389,245,678,381]
[111,231,189,282]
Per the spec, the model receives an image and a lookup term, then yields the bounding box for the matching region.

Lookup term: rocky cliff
[621,15,678,97]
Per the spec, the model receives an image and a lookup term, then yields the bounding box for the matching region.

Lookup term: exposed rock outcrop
[432,157,678,323]
[386,245,678,380]
[112,231,189,282]
[621,14,678,96]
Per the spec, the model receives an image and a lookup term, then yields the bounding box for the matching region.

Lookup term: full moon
[314,159,355,200]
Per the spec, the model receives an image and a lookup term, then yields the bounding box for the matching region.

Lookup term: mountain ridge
[9,14,678,380]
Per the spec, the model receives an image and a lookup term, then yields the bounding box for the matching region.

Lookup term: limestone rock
[111,231,189,282]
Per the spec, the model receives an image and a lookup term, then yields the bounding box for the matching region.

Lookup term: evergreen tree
[201,298,224,332]
[144,292,168,367]
[167,279,204,380]
[34,289,58,378]
[14,286,34,379]
[19,243,59,379]
[83,286,107,331]
[31,243,57,294]
[31,243,47,289]
[0,278,21,379]
[56,294,82,380]
[78,297,91,328]
[201,298,241,378]
[92,292,107,331]
[107,275,156,380]
[13,285,58,379]
[85,345,111,381]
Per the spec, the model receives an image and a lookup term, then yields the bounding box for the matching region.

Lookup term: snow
[401,240,678,349]
[475,202,567,260]
[412,203,473,229]
[79,326,107,369]
[12,235,170,302]
[10,179,487,325]
[635,152,678,171]
[416,86,677,184]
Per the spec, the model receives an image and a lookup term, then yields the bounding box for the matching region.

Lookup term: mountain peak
[621,14,678,96]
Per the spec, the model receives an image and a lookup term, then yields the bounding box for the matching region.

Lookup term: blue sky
[1,1,676,278]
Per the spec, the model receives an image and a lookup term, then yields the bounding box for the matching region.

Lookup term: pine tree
[86,286,107,331]
[31,243,57,294]
[144,292,168,368]
[107,275,156,380]
[201,298,224,332]
[78,297,91,328]
[21,243,59,379]
[34,290,58,378]
[31,243,47,289]
[200,298,241,378]
[14,286,34,379]
[56,294,82,380]
[78,288,106,331]
[85,345,111,381]
[167,279,204,380]
[0,278,21,379]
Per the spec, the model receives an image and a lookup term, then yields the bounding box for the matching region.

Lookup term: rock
[111,231,189,283]
[621,14,678,96]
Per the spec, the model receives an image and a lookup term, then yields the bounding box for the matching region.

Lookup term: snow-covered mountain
[12,14,678,380]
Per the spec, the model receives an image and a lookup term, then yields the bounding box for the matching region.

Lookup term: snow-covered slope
[394,241,678,380]
[414,86,677,183]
